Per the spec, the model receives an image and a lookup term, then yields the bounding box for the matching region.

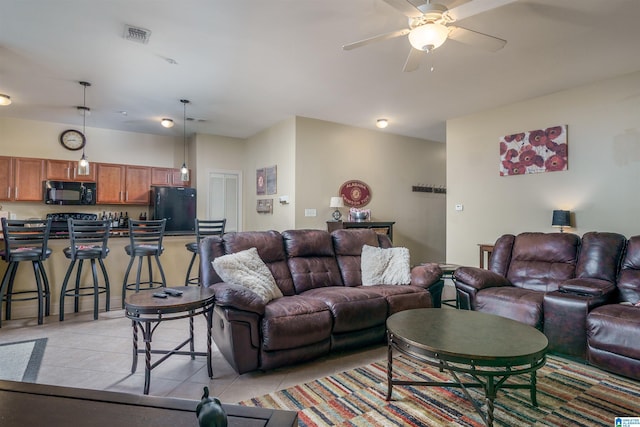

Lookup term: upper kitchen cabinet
[14,157,45,201]
[46,159,96,182]
[0,156,14,201]
[96,163,150,205]
[151,167,191,187]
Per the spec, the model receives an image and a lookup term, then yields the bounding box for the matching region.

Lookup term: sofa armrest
[453,266,511,290]
[559,278,616,297]
[410,263,443,288]
[210,282,267,316]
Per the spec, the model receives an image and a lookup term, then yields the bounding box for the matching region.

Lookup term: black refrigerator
[150,186,197,232]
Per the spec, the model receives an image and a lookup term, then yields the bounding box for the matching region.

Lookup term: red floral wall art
[499,125,567,176]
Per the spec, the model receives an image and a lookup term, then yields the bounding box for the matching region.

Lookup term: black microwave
[43,180,96,205]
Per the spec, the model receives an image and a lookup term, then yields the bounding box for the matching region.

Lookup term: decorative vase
[196,386,227,427]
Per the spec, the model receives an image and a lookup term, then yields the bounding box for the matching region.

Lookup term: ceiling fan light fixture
[161,118,174,128]
[376,118,389,129]
[0,94,11,106]
[408,23,449,52]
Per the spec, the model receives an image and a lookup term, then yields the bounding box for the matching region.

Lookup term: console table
[327,221,395,242]
[0,379,298,427]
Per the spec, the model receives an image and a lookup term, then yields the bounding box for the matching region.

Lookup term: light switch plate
[304,209,317,217]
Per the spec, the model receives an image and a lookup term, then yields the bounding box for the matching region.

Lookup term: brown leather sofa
[200,228,443,374]
[454,231,640,380]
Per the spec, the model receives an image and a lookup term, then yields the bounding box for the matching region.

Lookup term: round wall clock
[59,129,86,151]
[339,180,372,207]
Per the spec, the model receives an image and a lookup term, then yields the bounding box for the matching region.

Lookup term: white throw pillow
[212,247,283,303]
[361,244,411,286]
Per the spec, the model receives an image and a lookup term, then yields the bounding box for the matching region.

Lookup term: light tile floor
[0,309,387,403]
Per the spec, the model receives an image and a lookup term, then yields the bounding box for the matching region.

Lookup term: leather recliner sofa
[200,228,443,374]
[454,231,640,380]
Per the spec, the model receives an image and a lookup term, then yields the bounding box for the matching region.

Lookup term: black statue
[196,386,227,427]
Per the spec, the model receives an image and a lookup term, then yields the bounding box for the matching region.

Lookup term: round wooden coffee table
[124,286,215,395]
[386,308,548,427]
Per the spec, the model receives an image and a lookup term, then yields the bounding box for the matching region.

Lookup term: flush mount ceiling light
[376,118,389,129]
[160,118,174,128]
[0,94,11,106]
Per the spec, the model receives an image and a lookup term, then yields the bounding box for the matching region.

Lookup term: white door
[208,171,241,232]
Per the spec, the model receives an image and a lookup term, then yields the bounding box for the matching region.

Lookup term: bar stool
[59,219,111,321]
[122,219,167,307]
[184,219,226,285]
[0,218,52,327]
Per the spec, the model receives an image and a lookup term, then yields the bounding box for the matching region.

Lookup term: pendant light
[77,81,91,176]
[180,99,190,181]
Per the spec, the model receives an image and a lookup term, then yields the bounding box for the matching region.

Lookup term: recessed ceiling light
[161,118,174,128]
[0,94,12,106]
[376,118,389,129]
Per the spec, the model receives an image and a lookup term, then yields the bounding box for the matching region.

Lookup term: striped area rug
[239,354,640,426]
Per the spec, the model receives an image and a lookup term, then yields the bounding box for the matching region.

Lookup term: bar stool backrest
[1,218,52,260]
[67,219,111,259]
[128,219,166,248]
[196,219,226,244]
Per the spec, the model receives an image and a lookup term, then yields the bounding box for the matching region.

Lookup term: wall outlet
[455,204,463,211]
[10,213,16,219]
[304,208,317,217]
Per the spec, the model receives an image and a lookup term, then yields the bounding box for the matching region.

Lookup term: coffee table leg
[189,311,195,360]
[143,321,152,395]
[131,320,138,374]
[386,333,393,401]
[485,376,496,427]
[205,306,213,378]
[530,370,538,406]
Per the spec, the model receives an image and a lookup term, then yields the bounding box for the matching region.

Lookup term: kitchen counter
[0,234,197,321]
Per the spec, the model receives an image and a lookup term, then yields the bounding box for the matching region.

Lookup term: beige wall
[446,71,640,267]
[192,132,246,220]
[244,117,296,232]
[294,117,446,264]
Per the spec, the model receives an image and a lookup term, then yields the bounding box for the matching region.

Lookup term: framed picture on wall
[499,125,568,176]
[256,168,266,195]
[266,165,277,195]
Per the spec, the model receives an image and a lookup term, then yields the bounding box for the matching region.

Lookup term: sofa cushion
[506,232,579,292]
[476,287,545,329]
[361,244,410,285]
[575,232,626,282]
[587,304,640,361]
[332,229,381,287]
[301,287,387,333]
[282,229,343,293]
[222,230,295,296]
[212,247,283,303]
[261,295,332,351]
[618,235,640,304]
[362,284,433,314]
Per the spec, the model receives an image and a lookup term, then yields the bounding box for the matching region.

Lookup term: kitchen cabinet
[14,157,45,201]
[151,167,191,187]
[46,159,96,182]
[0,156,45,201]
[0,156,13,201]
[96,163,150,205]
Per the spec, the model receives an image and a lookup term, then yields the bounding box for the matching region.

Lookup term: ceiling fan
[343,0,517,72]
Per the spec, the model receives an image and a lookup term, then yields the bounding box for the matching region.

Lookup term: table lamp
[330,197,344,221]
[552,210,571,232]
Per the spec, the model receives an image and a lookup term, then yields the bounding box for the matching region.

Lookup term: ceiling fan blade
[342,28,410,51]
[448,26,506,52]
[445,0,519,22]
[402,48,422,72]
[382,0,423,18]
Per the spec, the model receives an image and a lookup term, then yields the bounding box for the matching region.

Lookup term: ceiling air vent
[123,25,151,44]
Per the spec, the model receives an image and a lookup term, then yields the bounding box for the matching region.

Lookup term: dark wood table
[0,379,298,426]
[386,309,548,427]
[124,286,215,395]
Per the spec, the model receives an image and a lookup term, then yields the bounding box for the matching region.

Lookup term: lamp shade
[408,22,449,52]
[552,210,571,227]
[330,197,344,208]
